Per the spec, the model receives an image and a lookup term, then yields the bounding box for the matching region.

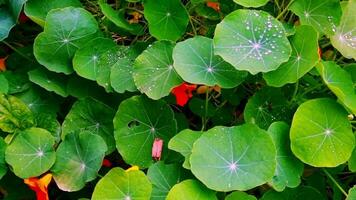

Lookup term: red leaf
[152,138,163,161]
[171,83,197,106]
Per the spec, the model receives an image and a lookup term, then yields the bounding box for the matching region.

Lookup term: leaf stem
[1,41,33,62]
[322,168,348,197]
[276,0,295,20]
[189,16,197,36]
[288,81,299,104]
[201,89,209,131]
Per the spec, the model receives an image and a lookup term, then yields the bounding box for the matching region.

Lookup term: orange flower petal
[0,57,7,72]
[171,83,197,106]
[24,174,52,200]
[207,1,220,12]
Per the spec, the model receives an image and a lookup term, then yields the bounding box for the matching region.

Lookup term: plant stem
[322,168,348,197]
[189,16,197,36]
[289,81,299,104]
[2,41,33,62]
[201,89,210,131]
[276,0,295,20]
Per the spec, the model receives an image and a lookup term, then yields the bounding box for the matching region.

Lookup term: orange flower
[24,174,52,200]
[171,83,197,106]
[0,57,7,72]
[207,1,220,12]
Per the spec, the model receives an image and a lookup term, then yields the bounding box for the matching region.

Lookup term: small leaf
[166,179,217,200]
[225,191,257,200]
[233,0,269,8]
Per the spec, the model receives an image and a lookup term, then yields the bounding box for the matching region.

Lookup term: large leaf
[290,0,342,36]
[144,0,189,41]
[267,122,304,191]
[0,0,26,41]
[214,9,291,75]
[347,186,356,200]
[92,167,152,200]
[290,98,355,167]
[0,137,7,179]
[34,7,99,74]
[113,95,177,168]
[173,36,247,88]
[51,131,107,192]
[225,191,257,200]
[133,41,182,100]
[260,186,324,200]
[24,0,82,26]
[330,0,356,60]
[166,179,217,200]
[5,127,56,178]
[190,124,276,191]
[62,98,115,154]
[0,93,34,133]
[233,0,268,8]
[263,25,319,87]
[0,74,8,94]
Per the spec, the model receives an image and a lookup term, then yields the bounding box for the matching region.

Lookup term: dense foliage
[0,0,356,199]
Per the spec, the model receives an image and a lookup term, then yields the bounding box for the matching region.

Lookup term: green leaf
[290,98,355,167]
[34,7,99,74]
[290,0,341,36]
[260,186,324,200]
[233,0,269,8]
[330,0,356,60]
[0,94,34,133]
[35,113,61,143]
[316,61,356,115]
[3,71,31,94]
[225,191,257,200]
[28,68,69,97]
[347,186,356,200]
[263,25,319,87]
[173,36,247,88]
[214,9,291,75]
[144,0,189,41]
[147,162,189,200]
[113,95,177,168]
[0,8,16,41]
[344,64,356,84]
[133,41,182,100]
[168,129,202,169]
[0,137,7,179]
[62,98,115,154]
[5,127,56,178]
[166,179,217,200]
[0,74,9,94]
[9,0,27,19]
[189,97,216,118]
[73,37,117,81]
[348,147,356,172]
[190,124,276,191]
[267,122,304,191]
[92,167,152,200]
[51,131,107,192]
[24,0,82,26]
[244,87,291,129]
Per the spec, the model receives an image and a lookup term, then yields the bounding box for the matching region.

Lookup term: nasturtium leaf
[166,179,217,200]
[267,122,304,191]
[5,127,56,178]
[62,98,115,154]
[144,0,189,41]
[147,162,188,200]
[28,68,69,97]
[244,87,290,129]
[290,0,341,36]
[0,8,15,41]
[0,74,8,93]
[225,191,257,200]
[173,36,247,88]
[51,131,107,192]
[331,0,356,60]
[35,113,61,143]
[73,37,117,81]
[190,124,276,191]
[92,167,152,200]
[113,95,177,168]
[0,93,34,133]
[290,98,355,167]
[344,64,356,84]
[316,61,356,115]
[347,186,356,200]
[24,0,82,26]
[263,25,319,87]
[189,98,216,118]
[34,7,99,74]
[214,9,291,75]
[133,40,182,100]
[3,71,31,94]
[260,186,324,200]
[168,129,202,169]
[0,137,7,179]
[233,0,268,8]
[348,147,356,172]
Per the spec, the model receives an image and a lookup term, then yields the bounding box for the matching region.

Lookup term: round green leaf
[133,41,182,100]
[144,0,189,41]
[233,0,268,8]
[190,124,276,191]
[290,98,355,167]
[73,37,117,81]
[35,113,61,143]
[244,87,291,129]
[62,98,115,154]
[225,191,257,200]
[34,7,99,74]
[260,186,324,200]
[0,74,8,94]
[290,0,342,36]
[347,186,356,200]
[263,25,319,87]
[92,167,152,200]
[331,0,356,60]
[113,95,177,168]
[214,9,291,75]
[24,0,82,26]
[5,127,56,178]
[51,131,107,192]
[166,179,217,200]
[267,122,304,191]
[0,137,7,179]
[0,8,16,41]
[173,36,247,88]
